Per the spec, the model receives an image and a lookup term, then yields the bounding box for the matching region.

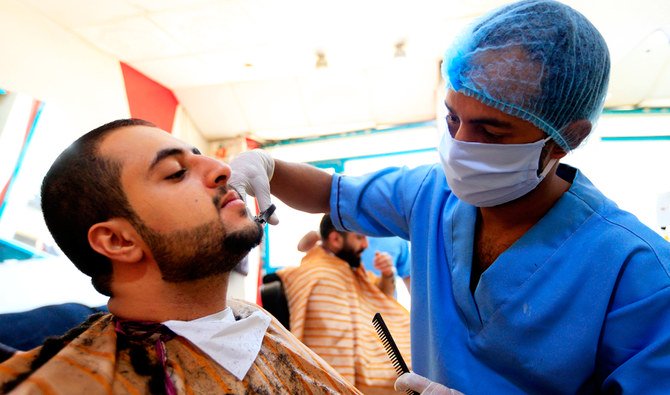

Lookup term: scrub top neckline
[445,165,591,334]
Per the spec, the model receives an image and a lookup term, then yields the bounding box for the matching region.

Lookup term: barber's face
[444,89,562,167]
[444,90,546,144]
[336,233,368,268]
[100,125,262,281]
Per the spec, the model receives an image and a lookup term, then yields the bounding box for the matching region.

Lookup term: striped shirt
[0,299,360,394]
[278,247,411,395]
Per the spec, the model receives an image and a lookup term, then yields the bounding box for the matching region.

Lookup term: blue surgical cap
[442,0,610,151]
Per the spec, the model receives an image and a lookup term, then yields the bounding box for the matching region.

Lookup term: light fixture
[315,51,328,68]
[661,25,670,42]
[394,40,407,58]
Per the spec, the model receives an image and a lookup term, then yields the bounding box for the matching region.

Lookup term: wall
[565,112,670,233]
[121,62,178,133]
[0,0,130,141]
[173,106,209,152]
[0,1,126,311]
[0,1,219,311]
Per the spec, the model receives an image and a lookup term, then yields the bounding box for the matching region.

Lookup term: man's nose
[203,156,231,188]
[453,125,484,143]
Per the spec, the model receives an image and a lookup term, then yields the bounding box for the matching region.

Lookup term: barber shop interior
[1,0,669,394]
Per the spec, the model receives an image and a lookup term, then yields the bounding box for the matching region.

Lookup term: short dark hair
[41,119,156,296]
[319,214,341,240]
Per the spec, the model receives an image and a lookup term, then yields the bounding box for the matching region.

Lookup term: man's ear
[551,119,592,158]
[88,218,143,263]
[327,231,344,253]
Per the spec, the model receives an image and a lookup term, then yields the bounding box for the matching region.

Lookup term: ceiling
[23,0,670,142]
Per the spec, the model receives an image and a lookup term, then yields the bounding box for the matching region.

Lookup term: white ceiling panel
[18,0,670,141]
[22,0,141,28]
[125,0,214,12]
[370,59,441,125]
[645,66,670,107]
[298,70,373,126]
[74,16,189,61]
[562,0,670,60]
[132,55,209,88]
[175,83,249,139]
[148,2,259,53]
[195,47,316,86]
[607,28,670,108]
[233,78,307,135]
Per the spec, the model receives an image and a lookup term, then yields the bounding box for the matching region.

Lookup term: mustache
[212,186,241,208]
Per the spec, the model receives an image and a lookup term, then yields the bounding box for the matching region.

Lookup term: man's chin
[223,220,263,254]
[222,208,259,232]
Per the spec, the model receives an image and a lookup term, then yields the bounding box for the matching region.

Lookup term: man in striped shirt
[278,214,411,395]
[0,119,360,394]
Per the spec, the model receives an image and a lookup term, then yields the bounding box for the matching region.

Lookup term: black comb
[372,312,419,395]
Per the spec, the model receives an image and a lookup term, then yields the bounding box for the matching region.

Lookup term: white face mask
[438,132,557,207]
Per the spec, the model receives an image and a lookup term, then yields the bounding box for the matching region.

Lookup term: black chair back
[260,274,290,330]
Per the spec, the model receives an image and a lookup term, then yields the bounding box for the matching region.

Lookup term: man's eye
[165,169,186,180]
[480,129,504,143]
[445,114,458,124]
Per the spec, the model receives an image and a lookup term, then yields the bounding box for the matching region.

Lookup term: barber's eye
[166,169,186,180]
[445,114,459,124]
[482,129,503,141]
[445,114,459,137]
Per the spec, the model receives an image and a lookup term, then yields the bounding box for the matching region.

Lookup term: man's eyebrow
[149,147,200,171]
[444,102,513,128]
[470,117,513,128]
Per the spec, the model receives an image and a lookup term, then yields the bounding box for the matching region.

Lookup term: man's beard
[136,216,263,283]
[335,243,363,269]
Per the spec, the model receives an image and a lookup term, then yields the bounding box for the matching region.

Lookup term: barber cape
[277,247,411,395]
[0,299,360,394]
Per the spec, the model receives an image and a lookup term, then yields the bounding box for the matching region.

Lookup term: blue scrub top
[330,163,670,394]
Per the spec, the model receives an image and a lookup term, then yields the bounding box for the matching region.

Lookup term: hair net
[442,0,610,151]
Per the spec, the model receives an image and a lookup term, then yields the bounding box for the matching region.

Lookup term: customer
[278,214,410,395]
[0,119,360,394]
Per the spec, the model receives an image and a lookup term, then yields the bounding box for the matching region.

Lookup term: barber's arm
[229,151,332,222]
[271,158,332,214]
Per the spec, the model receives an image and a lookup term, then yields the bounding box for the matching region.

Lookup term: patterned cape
[0,299,361,394]
[278,247,411,395]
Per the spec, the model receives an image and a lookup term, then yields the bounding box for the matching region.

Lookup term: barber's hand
[229,150,279,225]
[395,372,464,395]
[373,251,395,278]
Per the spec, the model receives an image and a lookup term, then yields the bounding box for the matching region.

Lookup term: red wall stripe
[120,62,178,133]
[0,99,43,216]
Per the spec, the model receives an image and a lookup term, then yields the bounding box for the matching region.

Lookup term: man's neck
[470,170,571,292]
[320,244,336,256]
[108,273,230,322]
[478,169,570,231]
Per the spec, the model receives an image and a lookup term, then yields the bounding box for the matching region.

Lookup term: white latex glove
[228,150,279,225]
[395,372,464,395]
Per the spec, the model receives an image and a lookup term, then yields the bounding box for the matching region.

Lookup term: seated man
[296,230,398,298]
[361,236,411,292]
[0,119,360,394]
[278,214,411,395]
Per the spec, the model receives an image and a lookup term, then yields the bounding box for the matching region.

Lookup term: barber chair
[0,303,108,352]
[260,273,290,330]
[0,342,16,363]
